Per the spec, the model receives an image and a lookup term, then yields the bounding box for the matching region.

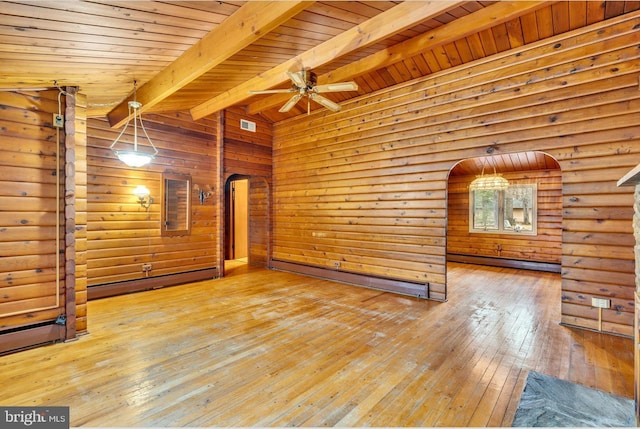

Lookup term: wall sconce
[194,184,213,205]
[109,81,158,168]
[133,185,153,209]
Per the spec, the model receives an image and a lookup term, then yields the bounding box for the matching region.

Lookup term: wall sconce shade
[110,83,158,168]
[133,185,153,209]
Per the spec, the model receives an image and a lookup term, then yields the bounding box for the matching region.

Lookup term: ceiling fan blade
[314,81,358,93]
[287,71,307,88]
[249,88,295,94]
[279,94,303,112]
[309,93,341,112]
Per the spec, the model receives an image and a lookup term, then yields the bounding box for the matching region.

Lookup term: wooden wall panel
[86,112,218,288]
[0,89,87,347]
[223,107,273,178]
[272,11,640,335]
[248,177,270,267]
[447,168,563,265]
[222,107,273,268]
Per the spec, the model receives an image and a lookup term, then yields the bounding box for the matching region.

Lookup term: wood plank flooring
[0,262,633,427]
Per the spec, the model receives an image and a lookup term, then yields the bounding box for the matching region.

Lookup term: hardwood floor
[0,263,633,427]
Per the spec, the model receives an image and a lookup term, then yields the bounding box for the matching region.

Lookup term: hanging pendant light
[469,147,509,191]
[109,81,158,168]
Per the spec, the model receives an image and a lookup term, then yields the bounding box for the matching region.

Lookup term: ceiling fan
[249,70,358,114]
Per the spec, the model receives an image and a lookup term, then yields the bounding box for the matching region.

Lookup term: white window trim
[469,184,537,236]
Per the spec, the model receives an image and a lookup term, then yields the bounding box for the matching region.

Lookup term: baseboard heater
[88,267,218,300]
[447,254,561,273]
[270,259,434,300]
[0,321,65,355]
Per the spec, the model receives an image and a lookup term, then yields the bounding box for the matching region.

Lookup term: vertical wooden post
[617,166,640,425]
[64,87,77,341]
[215,110,225,277]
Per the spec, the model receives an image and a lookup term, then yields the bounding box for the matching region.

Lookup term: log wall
[447,168,563,266]
[272,11,640,335]
[86,111,219,289]
[0,88,87,350]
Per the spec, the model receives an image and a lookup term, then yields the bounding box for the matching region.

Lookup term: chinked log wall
[447,169,563,270]
[86,112,219,297]
[0,89,88,351]
[272,12,640,335]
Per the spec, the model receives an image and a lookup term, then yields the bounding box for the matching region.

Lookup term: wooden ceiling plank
[191,1,465,120]
[534,6,555,39]
[551,2,571,34]
[466,33,487,60]
[107,1,314,128]
[569,1,588,30]
[586,1,607,24]
[505,17,525,49]
[519,10,541,44]
[246,1,550,115]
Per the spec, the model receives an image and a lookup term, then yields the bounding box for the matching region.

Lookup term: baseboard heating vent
[240,119,256,132]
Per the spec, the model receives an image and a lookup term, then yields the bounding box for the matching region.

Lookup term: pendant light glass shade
[469,151,510,191]
[469,173,509,190]
[109,84,158,168]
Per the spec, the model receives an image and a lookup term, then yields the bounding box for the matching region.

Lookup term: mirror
[162,172,191,236]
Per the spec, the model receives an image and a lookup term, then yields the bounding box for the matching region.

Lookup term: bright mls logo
[1,407,69,429]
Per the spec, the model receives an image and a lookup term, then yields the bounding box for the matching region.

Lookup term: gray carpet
[512,371,635,427]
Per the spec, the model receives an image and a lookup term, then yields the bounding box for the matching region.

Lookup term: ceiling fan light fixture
[109,83,158,168]
[279,93,303,113]
[251,69,358,114]
[309,93,341,112]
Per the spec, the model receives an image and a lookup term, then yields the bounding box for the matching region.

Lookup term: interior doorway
[225,177,249,265]
[446,150,562,273]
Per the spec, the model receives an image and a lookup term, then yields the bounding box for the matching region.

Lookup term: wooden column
[64,86,77,341]
[617,165,640,425]
[216,110,225,276]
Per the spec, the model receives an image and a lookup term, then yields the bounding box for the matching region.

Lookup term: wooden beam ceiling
[106,1,313,128]
[189,1,465,121]
[2,1,639,121]
[245,1,553,115]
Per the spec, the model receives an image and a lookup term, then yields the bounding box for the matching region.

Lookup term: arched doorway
[223,174,271,276]
[446,150,562,272]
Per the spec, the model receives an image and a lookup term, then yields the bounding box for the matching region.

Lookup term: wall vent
[240,119,256,132]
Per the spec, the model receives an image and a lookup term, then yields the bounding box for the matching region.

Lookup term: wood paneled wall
[0,88,87,349]
[447,168,563,266]
[248,177,270,267]
[223,107,273,268]
[86,112,218,288]
[272,11,640,335]
[223,107,273,178]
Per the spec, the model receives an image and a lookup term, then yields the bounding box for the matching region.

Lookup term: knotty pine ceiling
[0,1,638,136]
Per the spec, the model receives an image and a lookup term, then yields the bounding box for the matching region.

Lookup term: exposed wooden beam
[106,1,313,128]
[190,1,465,121]
[246,1,552,115]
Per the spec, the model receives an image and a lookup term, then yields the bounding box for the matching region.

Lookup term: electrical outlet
[333,261,341,269]
[142,263,153,272]
[53,113,64,128]
[591,297,611,309]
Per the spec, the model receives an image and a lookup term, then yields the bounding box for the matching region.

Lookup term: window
[470,184,536,235]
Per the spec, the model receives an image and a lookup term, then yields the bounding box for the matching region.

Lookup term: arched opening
[223,174,271,276]
[446,150,562,273]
